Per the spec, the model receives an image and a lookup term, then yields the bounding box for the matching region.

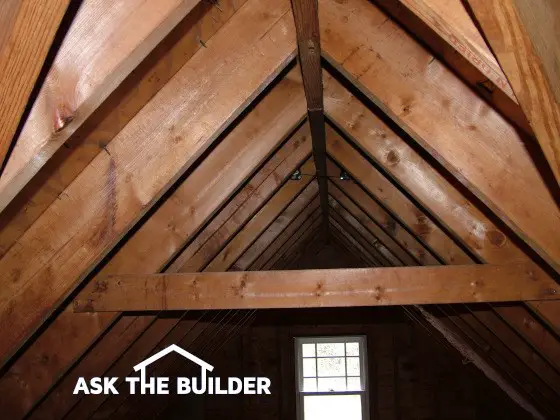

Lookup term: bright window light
[295,336,369,420]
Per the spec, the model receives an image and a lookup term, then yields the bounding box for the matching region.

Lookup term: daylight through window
[295,336,369,420]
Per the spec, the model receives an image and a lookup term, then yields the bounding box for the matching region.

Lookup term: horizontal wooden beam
[74,264,559,312]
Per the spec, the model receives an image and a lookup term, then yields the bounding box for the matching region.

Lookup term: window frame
[294,335,370,420]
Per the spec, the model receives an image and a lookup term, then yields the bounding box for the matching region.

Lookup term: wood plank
[325,125,470,264]
[320,0,560,270]
[495,305,560,372]
[329,217,381,267]
[470,308,560,394]
[0,0,246,259]
[205,160,316,271]
[26,316,155,420]
[327,159,440,265]
[325,82,560,331]
[376,0,530,134]
[262,216,322,270]
[329,198,398,266]
[0,0,71,169]
[0,47,302,420]
[0,0,202,211]
[233,193,320,270]
[449,309,560,414]
[290,0,328,224]
[0,0,297,367]
[329,229,375,267]
[466,0,560,185]
[329,184,416,265]
[248,201,321,270]
[170,122,311,273]
[272,223,322,270]
[74,264,560,311]
[394,0,515,101]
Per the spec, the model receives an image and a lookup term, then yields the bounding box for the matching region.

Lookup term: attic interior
[0,0,559,419]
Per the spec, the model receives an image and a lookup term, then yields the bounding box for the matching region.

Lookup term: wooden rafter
[319,0,560,272]
[0,0,71,171]
[465,0,560,186]
[324,74,560,332]
[290,0,329,228]
[0,26,301,420]
[0,0,203,211]
[75,264,559,312]
[0,0,297,369]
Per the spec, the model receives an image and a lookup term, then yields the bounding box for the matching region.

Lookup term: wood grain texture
[0,0,296,368]
[327,161,440,266]
[329,185,416,265]
[290,0,328,225]
[0,0,245,259]
[320,0,560,270]
[466,0,560,185]
[290,0,322,109]
[75,264,560,311]
[325,77,560,331]
[325,124,470,265]
[248,202,321,270]
[0,0,70,169]
[232,186,319,270]
[329,197,399,266]
[1,48,302,420]
[0,0,201,212]
[171,121,311,273]
[396,0,515,100]
[204,159,316,271]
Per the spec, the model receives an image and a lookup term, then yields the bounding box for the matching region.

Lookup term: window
[295,336,369,420]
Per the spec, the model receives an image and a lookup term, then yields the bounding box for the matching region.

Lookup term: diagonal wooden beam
[465,0,560,186]
[75,264,559,312]
[0,0,204,211]
[290,0,329,228]
[319,0,560,271]
[0,0,297,368]
[0,20,300,420]
[0,0,71,171]
[376,0,531,134]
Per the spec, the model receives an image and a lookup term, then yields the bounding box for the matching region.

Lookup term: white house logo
[73,344,271,395]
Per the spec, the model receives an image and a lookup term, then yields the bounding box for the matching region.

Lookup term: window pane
[302,343,316,357]
[303,358,316,377]
[347,357,360,376]
[303,378,317,392]
[346,342,359,356]
[317,377,346,392]
[347,377,362,391]
[317,357,345,376]
[317,342,345,357]
[304,394,362,419]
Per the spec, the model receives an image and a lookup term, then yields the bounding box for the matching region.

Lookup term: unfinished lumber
[329,217,382,267]
[171,122,311,273]
[0,0,71,170]
[320,0,560,270]
[75,264,559,312]
[329,198,399,266]
[327,160,439,265]
[290,0,329,224]
[0,0,297,368]
[204,159,316,271]
[233,192,320,270]
[375,0,530,134]
[329,185,416,265]
[0,0,246,259]
[466,0,560,186]
[0,0,202,211]
[248,202,321,270]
